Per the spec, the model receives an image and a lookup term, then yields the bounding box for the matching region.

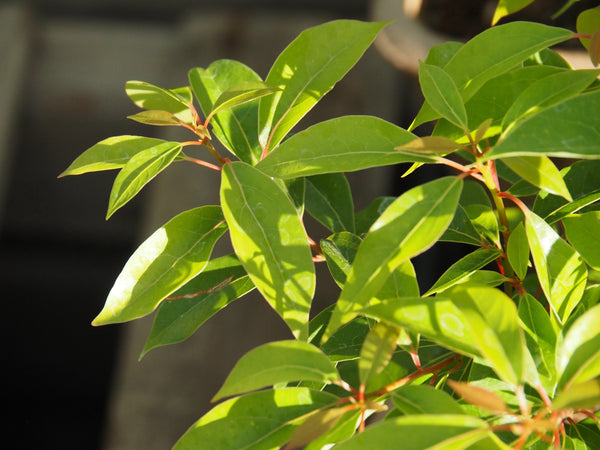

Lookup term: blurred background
[2,0,593,449]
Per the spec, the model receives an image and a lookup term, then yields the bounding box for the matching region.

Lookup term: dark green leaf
[321,232,362,288]
[220,162,315,339]
[439,204,482,246]
[286,406,352,450]
[354,196,395,235]
[320,316,371,362]
[93,206,227,325]
[305,173,355,233]
[563,212,600,270]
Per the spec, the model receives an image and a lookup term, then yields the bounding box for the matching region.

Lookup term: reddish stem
[182,155,222,172]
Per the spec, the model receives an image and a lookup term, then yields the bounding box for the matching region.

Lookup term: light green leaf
[320,316,371,363]
[492,0,535,25]
[207,80,280,121]
[525,210,587,322]
[213,340,339,401]
[424,248,502,296]
[447,380,510,414]
[502,156,571,201]
[488,90,600,160]
[359,322,401,387]
[125,80,193,124]
[465,204,500,248]
[557,303,600,389]
[563,212,600,270]
[392,385,465,415]
[106,141,182,219]
[93,206,227,325]
[305,173,355,233]
[258,20,387,151]
[59,135,166,177]
[127,110,181,126]
[174,388,338,450]
[553,378,600,411]
[577,7,600,50]
[396,136,463,154]
[418,62,468,130]
[141,254,254,358]
[256,116,426,179]
[220,161,315,340]
[507,222,529,280]
[286,406,353,450]
[321,232,362,288]
[189,60,264,164]
[323,177,463,341]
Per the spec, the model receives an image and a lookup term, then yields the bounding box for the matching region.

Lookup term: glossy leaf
[447,380,509,414]
[174,388,338,450]
[220,161,315,340]
[553,378,600,411]
[359,322,401,387]
[577,7,600,50]
[106,141,182,219]
[286,406,352,450]
[563,212,600,270]
[141,254,254,358]
[492,0,535,25]
[125,80,193,124]
[59,135,166,177]
[525,210,587,322]
[189,60,264,164]
[392,385,464,415]
[439,204,482,246]
[507,222,529,280]
[556,303,600,389]
[208,81,279,120]
[424,248,502,296]
[418,62,468,130]
[257,116,426,179]
[213,340,339,401]
[305,173,355,233]
[93,206,227,325]
[503,156,571,201]
[323,177,463,340]
[258,20,387,151]
[127,110,181,126]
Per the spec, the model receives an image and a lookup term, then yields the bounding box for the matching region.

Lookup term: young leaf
[424,248,502,296]
[502,156,571,201]
[556,303,600,389]
[258,20,387,151]
[285,406,351,450]
[106,141,182,219]
[220,161,315,340]
[392,385,465,415]
[447,380,510,414]
[213,340,339,401]
[174,388,339,450]
[127,110,181,126]
[492,0,535,25]
[507,222,529,280]
[92,206,227,325]
[563,212,600,270]
[59,135,167,177]
[418,62,468,131]
[257,116,426,179]
[358,322,401,388]
[322,177,463,341]
[125,80,193,124]
[140,254,254,358]
[395,136,463,154]
[305,173,355,233]
[189,60,264,164]
[552,378,600,411]
[525,210,587,323]
[207,81,279,120]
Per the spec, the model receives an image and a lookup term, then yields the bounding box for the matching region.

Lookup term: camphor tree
[60,2,600,448]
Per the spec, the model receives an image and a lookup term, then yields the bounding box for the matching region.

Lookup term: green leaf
[553,378,600,411]
[189,60,264,164]
[488,90,600,160]
[424,248,502,296]
[92,206,227,325]
[207,80,280,120]
[323,177,463,341]
[174,388,338,450]
[556,303,600,389]
[563,212,600,270]
[465,204,500,248]
[392,385,465,415]
[320,316,371,362]
[305,173,355,233]
[395,136,463,154]
[257,116,425,179]
[141,254,254,358]
[220,162,315,340]
[447,380,509,414]
[525,210,587,323]
[507,222,529,280]
[577,7,600,50]
[321,232,362,288]
[127,110,181,126]
[502,156,571,201]
[125,80,193,124]
[286,406,353,450]
[445,285,528,386]
[59,135,166,177]
[213,340,339,401]
[362,297,480,358]
[424,41,463,68]
[303,409,361,450]
[502,69,600,135]
[439,204,483,246]
[358,322,401,387]
[106,141,182,219]
[418,62,468,130]
[258,20,387,151]
[355,196,395,235]
[492,0,535,25]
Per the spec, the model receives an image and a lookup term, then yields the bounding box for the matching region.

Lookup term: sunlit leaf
[125,80,193,124]
[359,322,401,387]
[127,110,181,126]
[285,406,352,450]
[93,206,227,325]
[507,222,529,280]
[492,0,535,25]
[439,204,482,246]
[320,232,361,288]
[447,380,509,414]
[396,136,463,154]
[355,196,396,235]
[563,212,600,270]
[553,378,600,411]
[502,156,571,201]
[208,81,280,120]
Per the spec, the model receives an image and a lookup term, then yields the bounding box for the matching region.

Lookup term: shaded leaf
[502,156,571,201]
[321,232,362,288]
[359,322,401,387]
[396,136,463,154]
[303,409,361,450]
[220,162,315,339]
[507,222,529,280]
[392,385,465,415]
[563,212,600,270]
[213,340,339,401]
[447,380,509,414]
[93,206,227,325]
[465,204,500,247]
[305,173,355,233]
[125,80,193,124]
[106,141,182,219]
[59,135,166,177]
[320,316,371,362]
[354,196,395,235]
